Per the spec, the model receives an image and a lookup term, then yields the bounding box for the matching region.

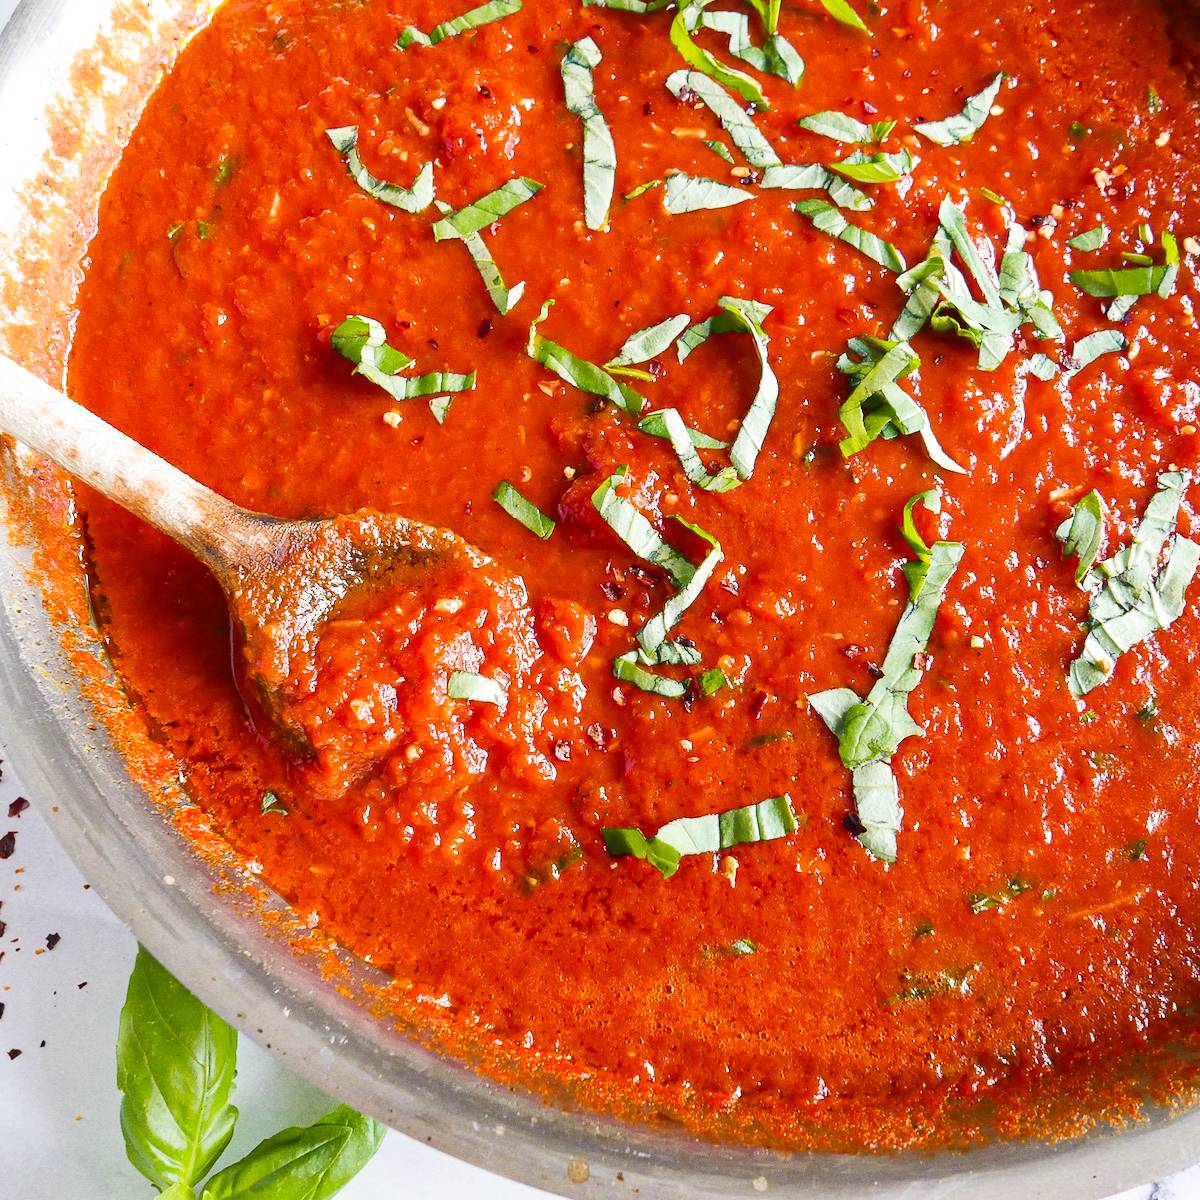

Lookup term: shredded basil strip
[527,300,645,413]
[636,516,724,663]
[665,173,754,214]
[1028,353,1059,381]
[1069,226,1109,252]
[432,178,542,240]
[759,163,872,212]
[836,336,966,473]
[398,0,521,48]
[562,38,616,232]
[831,149,916,185]
[670,0,769,110]
[603,794,799,879]
[639,409,729,449]
[582,0,672,9]
[1070,233,1180,299]
[493,481,556,539]
[818,0,870,33]
[331,316,476,410]
[797,111,895,145]
[325,126,434,214]
[666,69,781,169]
[640,408,740,492]
[913,73,1006,147]
[703,139,736,164]
[1067,471,1200,696]
[608,314,691,367]
[1055,489,1105,586]
[698,9,804,85]
[677,296,773,361]
[810,492,964,862]
[1069,329,1127,372]
[447,670,508,705]
[795,199,906,271]
[591,467,696,588]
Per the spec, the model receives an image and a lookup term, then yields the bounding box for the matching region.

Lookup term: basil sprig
[117,947,383,1200]
[331,316,476,422]
[670,0,769,109]
[810,490,964,862]
[1059,472,1199,696]
[326,126,434,213]
[562,38,617,231]
[398,0,522,48]
[913,73,1006,147]
[604,794,799,878]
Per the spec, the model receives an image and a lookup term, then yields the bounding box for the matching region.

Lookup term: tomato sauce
[66,0,1200,1149]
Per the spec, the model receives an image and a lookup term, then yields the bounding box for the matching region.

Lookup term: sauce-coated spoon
[0,352,468,753]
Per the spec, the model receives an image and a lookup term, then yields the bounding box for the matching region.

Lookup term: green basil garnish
[830,148,916,184]
[326,126,434,213]
[1069,329,1127,372]
[796,110,895,144]
[818,0,870,33]
[607,313,691,367]
[1055,489,1105,586]
[398,0,522,48]
[666,69,782,169]
[1068,225,1109,252]
[562,37,617,231]
[669,0,769,109]
[913,72,1006,146]
[698,8,804,84]
[448,670,508,705]
[493,481,556,539]
[1070,232,1179,298]
[759,163,872,211]
[794,198,906,271]
[664,173,754,213]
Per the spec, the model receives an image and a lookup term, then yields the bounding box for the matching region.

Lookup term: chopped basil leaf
[830,148,916,185]
[818,0,870,33]
[795,199,906,271]
[664,173,754,213]
[703,139,736,164]
[759,163,872,212]
[1147,84,1162,115]
[326,126,434,213]
[677,296,773,361]
[624,178,663,200]
[978,186,1007,205]
[331,315,476,403]
[433,188,537,315]
[398,0,521,48]
[699,666,729,695]
[493,481,556,539]
[636,515,724,663]
[698,9,804,85]
[640,408,740,492]
[260,790,288,816]
[723,296,779,479]
[1068,471,1199,695]
[1107,294,1138,322]
[998,220,1062,341]
[638,412,728,450]
[796,111,895,145]
[836,336,966,472]
[604,794,799,878]
[1069,225,1109,252]
[728,937,757,955]
[591,467,695,587]
[613,650,688,698]
[432,177,542,240]
[527,300,645,413]
[607,314,691,367]
[666,69,781,169]
[1028,353,1059,381]
[562,38,616,232]
[1069,329,1127,372]
[447,670,507,705]
[670,1,768,110]
[1071,232,1179,299]
[429,395,454,425]
[1056,489,1105,586]
[810,497,964,861]
[913,73,1006,147]
[582,0,672,8]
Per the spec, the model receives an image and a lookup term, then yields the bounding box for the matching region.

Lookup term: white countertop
[2,1,1199,1196]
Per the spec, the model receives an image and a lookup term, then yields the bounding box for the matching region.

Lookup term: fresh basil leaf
[432,177,542,240]
[639,410,728,449]
[699,666,729,694]
[1070,264,1171,297]
[664,173,754,213]
[1055,489,1105,586]
[199,1106,385,1200]
[613,650,688,698]
[1028,353,1059,381]
[493,481,556,539]
[608,314,691,366]
[670,0,769,109]
[913,73,1006,147]
[666,68,782,168]
[117,946,238,1190]
[641,408,741,492]
[604,794,799,878]
[703,139,736,163]
[818,0,870,32]
[331,315,476,403]
[562,37,616,232]
[796,110,894,144]
[1069,329,1127,372]
[698,9,804,84]
[398,0,521,48]
[759,163,873,211]
[260,790,288,816]
[998,220,1062,340]
[448,670,507,706]
[723,296,779,479]
[583,0,672,8]
[527,300,645,413]
[591,467,696,587]
[1068,472,1199,695]
[794,198,906,271]
[1069,225,1109,252]
[624,178,663,200]
[326,127,434,213]
[831,148,916,184]
[677,296,773,361]
[636,516,724,662]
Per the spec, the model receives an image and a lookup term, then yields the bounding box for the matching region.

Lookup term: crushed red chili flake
[7,1049,21,1060]
[0,832,15,860]
[45,933,61,951]
[6,797,28,818]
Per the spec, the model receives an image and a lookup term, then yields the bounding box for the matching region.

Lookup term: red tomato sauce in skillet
[66,0,1200,1149]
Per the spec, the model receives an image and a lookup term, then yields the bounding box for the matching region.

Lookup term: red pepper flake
[749,690,770,720]
[45,933,61,951]
[7,1048,20,1060]
[843,812,867,836]
[7,798,28,818]
[0,1002,4,1019]
[0,832,15,860]
[477,318,494,339]
[77,981,88,990]
[587,723,616,751]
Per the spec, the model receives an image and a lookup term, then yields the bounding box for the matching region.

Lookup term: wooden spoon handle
[0,353,272,573]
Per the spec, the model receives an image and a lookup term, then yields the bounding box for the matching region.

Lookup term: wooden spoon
[0,353,469,753]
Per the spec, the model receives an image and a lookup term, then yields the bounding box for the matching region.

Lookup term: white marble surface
[1,0,1199,1197]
